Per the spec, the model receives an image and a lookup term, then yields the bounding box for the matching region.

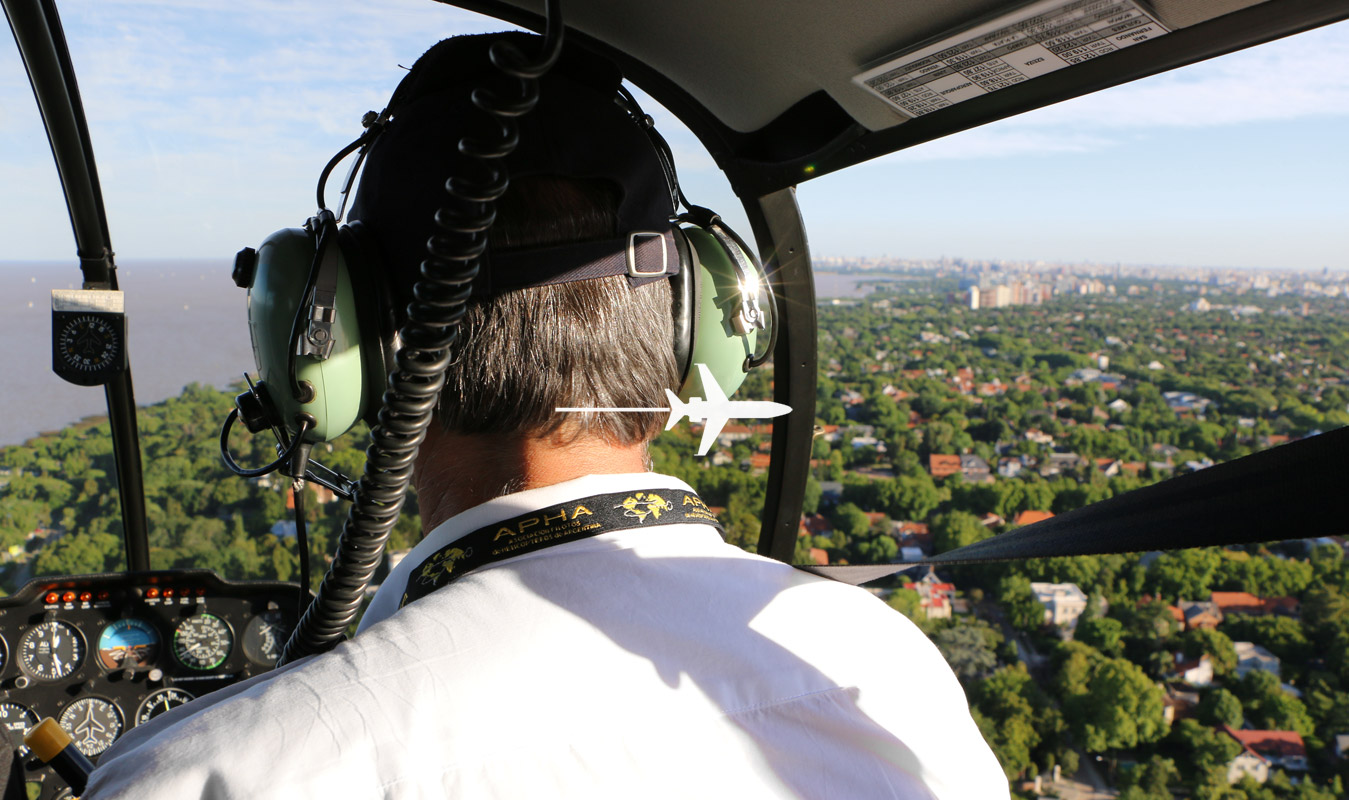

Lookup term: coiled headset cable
[277,3,566,665]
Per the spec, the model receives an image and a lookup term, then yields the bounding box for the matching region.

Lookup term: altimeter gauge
[58,697,123,757]
[172,613,233,671]
[135,688,195,726]
[19,620,85,681]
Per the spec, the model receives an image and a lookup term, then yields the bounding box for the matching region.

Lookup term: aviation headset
[231,33,776,444]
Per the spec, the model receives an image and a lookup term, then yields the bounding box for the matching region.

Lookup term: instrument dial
[58,697,123,757]
[172,613,233,670]
[97,618,161,670]
[0,703,37,755]
[19,621,84,681]
[135,688,195,726]
[56,315,120,373]
[242,610,290,667]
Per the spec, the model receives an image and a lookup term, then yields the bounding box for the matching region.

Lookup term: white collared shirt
[88,473,1007,799]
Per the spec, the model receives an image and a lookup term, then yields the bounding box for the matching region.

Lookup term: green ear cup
[678,226,758,402]
[247,228,370,442]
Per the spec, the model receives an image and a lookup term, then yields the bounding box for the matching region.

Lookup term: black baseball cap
[348,32,681,302]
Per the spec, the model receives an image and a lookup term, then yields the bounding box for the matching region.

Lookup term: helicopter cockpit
[3,0,1348,796]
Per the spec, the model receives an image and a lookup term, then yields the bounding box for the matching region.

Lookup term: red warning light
[78,592,92,603]
[146,588,161,599]
[61,591,77,603]
[44,592,59,605]
[97,591,110,601]
[162,588,175,598]
[196,588,207,597]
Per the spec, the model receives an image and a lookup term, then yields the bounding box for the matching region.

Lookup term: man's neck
[414,426,650,535]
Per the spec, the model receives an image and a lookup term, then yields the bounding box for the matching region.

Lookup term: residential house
[1023,429,1054,445]
[959,454,993,484]
[1030,582,1093,627]
[1226,747,1270,785]
[1164,391,1215,414]
[1178,600,1224,630]
[1222,727,1308,775]
[1170,653,1214,688]
[1014,510,1054,527]
[1041,451,1087,476]
[928,454,961,479]
[902,573,956,621]
[1234,642,1281,678]
[801,514,834,538]
[1095,458,1121,477]
[1162,687,1200,724]
[1211,591,1267,616]
[894,521,933,556]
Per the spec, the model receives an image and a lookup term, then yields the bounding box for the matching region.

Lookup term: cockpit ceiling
[449,0,1268,131]
[444,0,1347,192]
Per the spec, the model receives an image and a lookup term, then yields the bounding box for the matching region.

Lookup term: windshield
[2,3,1348,793]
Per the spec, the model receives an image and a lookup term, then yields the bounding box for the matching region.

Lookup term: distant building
[1234,642,1281,678]
[1162,687,1200,724]
[902,574,956,621]
[1222,727,1308,777]
[1178,600,1224,630]
[1030,582,1093,627]
[928,454,961,479]
[1171,653,1214,688]
[1014,510,1054,527]
[1211,591,1266,616]
[959,454,992,484]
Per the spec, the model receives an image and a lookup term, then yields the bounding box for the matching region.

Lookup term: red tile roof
[929,454,961,478]
[1013,510,1055,526]
[1211,591,1265,614]
[1223,726,1306,759]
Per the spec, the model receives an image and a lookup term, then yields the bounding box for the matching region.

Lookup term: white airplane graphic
[668,364,791,456]
[556,363,791,457]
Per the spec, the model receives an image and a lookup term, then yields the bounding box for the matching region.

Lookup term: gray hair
[434,176,679,445]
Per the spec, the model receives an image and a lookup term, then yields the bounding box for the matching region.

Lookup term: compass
[51,290,128,386]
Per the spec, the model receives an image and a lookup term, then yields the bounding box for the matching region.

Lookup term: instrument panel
[0,570,302,799]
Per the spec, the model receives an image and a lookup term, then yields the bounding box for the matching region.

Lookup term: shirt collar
[359,472,696,632]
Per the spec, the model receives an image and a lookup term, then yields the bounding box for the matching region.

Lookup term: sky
[2,1,1347,271]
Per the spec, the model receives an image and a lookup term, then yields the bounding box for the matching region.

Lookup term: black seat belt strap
[798,426,1349,585]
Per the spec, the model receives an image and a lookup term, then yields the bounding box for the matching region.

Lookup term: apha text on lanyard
[399,489,724,608]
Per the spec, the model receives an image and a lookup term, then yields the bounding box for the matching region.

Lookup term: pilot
[85,33,1008,799]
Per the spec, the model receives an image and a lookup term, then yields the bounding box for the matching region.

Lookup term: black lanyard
[399,489,723,608]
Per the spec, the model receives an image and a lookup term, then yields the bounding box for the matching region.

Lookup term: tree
[1054,641,1170,753]
[830,502,870,539]
[1167,718,1241,776]
[968,665,1045,779]
[1196,688,1243,728]
[1179,627,1238,677]
[931,510,990,554]
[998,574,1045,632]
[1075,617,1125,658]
[885,588,923,625]
[934,622,1000,681]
